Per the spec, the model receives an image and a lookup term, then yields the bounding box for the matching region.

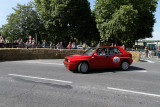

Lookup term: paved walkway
[140,57,160,63]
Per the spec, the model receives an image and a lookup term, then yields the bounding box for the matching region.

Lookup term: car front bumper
[63,60,77,71]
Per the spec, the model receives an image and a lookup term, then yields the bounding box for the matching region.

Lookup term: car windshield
[83,48,96,55]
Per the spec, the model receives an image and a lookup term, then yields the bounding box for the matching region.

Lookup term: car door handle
[106,56,109,58]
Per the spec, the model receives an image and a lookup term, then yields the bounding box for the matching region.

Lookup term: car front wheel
[78,62,89,73]
[121,61,129,71]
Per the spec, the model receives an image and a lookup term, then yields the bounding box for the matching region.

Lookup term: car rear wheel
[121,61,129,71]
[78,62,89,73]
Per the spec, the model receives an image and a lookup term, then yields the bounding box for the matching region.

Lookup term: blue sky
[0,0,159,40]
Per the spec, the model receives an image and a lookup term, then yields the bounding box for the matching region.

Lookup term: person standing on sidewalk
[60,42,64,49]
[145,45,149,59]
[67,42,71,49]
[82,42,87,50]
[158,45,160,59]
[42,40,47,48]
[71,42,76,49]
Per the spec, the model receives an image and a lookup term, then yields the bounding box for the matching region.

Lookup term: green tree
[94,0,158,45]
[106,5,138,44]
[1,2,45,41]
[0,24,10,39]
[34,0,100,44]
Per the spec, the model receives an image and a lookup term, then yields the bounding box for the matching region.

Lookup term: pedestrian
[25,40,31,49]
[32,38,35,44]
[32,42,37,48]
[82,42,87,50]
[67,42,71,49]
[42,40,47,48]
[37,41,42,48]
[122,44,125,50]
[158,46,160,59]
[60,42,64,49]
[132,45,136,51]
[71,42,77,49]
[91,42,95,47]
[19,39,25,48]
[13,40,18,48]
[6,40,12,48]
[0,40,5,48]
[50,41,55,49]
[32,38,36,48]
[145,45,149,59]
[111,43,114,46]
[56,43,60,49]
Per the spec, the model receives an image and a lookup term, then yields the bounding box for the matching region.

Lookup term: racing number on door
[113,56,120,64]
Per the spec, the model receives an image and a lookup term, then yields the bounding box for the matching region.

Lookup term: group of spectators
[0,37,99,50]
[0,38,44,49]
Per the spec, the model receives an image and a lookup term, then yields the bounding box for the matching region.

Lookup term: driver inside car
[100,50,106,55]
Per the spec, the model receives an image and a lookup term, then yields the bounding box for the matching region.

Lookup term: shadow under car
[87,66,146,74]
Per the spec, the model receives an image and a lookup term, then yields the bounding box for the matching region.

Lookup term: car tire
[78,62,89,73]
[121,61,129,71]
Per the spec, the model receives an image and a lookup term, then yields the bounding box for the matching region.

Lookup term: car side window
[96,48,107,55]
[113,48,122,54]
[107,48,122,55]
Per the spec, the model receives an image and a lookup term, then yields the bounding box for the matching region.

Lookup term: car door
[107,48,123,68]
[90,48,109,69]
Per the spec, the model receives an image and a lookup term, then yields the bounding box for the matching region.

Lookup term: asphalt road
[0,59,160,107]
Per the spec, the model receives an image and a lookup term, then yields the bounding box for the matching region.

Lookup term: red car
[63,46,133,73]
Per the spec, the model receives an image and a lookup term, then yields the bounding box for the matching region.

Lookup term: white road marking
[8,74,72,84]
[136,70,147,73]
[24,61,63,65]
[145,60,155,63]
[107,87,160,98]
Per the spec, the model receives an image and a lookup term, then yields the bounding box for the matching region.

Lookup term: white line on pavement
[136,70,147,73]
[107,87,160,98]
[144,60,155,63]
[24,61,64,65]
[8,74,72,84]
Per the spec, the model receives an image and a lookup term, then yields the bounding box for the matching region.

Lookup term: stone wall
[0,48,84,61]
[0,49,140,62]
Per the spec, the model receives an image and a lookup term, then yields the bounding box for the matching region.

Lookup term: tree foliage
[1,2,45,41]
[34,0,100,43]
[106,5,138,44]
[94,0,158,45]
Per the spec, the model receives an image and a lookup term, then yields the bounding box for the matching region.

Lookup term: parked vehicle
[76,45,90,50]
[76,45,83,49]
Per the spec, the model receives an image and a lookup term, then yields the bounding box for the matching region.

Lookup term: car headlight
[68,59,70,63]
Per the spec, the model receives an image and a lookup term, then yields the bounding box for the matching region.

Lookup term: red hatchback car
[63,46,133,73]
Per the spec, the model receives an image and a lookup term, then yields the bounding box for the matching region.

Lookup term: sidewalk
[140,56,160,63]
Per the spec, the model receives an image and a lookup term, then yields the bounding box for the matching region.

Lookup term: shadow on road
[88,66,146,74]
